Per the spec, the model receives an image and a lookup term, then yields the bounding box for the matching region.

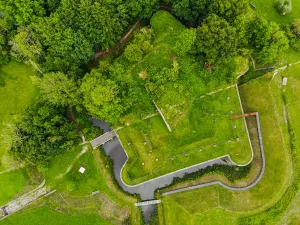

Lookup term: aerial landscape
[1,0,300,224]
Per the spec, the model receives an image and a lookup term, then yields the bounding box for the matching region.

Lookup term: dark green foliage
[148,207,159,225]
[172,0,211,27]
[0,16,14,65]
[0,0,46,26]
[162,164,251,191]
[11,101,79,166]
[209,0,249,25]
[196,14,238,63]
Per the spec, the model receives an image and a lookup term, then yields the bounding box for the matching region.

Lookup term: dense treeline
[0,0,160,72]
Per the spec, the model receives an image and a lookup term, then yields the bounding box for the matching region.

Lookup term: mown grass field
[161,73,293,224]
[118,87,252,184]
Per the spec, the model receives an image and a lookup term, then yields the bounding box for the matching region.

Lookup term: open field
[248,0,300,24]
[160,73,293,224]
[0,61,37,171]
[118,87,252,184]
[0,61,37,205]
[0,205,112,225]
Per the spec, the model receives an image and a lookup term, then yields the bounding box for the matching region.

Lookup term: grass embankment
[0,61,37,205]
[161,74,292,224]
[2,148,140,224]
[119,87,252,184]
[116,11,252,184]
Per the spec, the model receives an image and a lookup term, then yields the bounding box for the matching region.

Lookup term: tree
[196,14,238,63]
[80,69,137,124]
[291,18,300,37]
[275,0,292,15]
[175,28,197,56]
[249,18,289,64]
[0,0,46,26]
[209,0,249,24]
[11,101,79,166]
[37,72,79,106]
[0,16,14,65]
[172,0,211,27]
[124,28,153,62]
[10,27,43,62]
[124,44,143,62]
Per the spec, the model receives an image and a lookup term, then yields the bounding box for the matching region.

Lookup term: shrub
[274,0,292,15]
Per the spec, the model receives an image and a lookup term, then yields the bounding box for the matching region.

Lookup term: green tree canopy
[10,27,43,62]
[175,28,197,56]
[11,101,79,166]
[196,14,238,63]
[249,18,289,64]
[80,69,137,124]
[37,72,79,106]
[0,0,46,26]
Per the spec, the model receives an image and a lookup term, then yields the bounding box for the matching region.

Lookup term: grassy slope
[1,206,112,225]
[119,87,252,184]
[0,61,37,171]
[274,64,300,224]
[117,11,252,184]
[248,0,300,24]
[0,61,37,205]
[161,75,292,224]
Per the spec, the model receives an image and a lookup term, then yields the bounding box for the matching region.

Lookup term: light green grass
[249,0,300,24]
[0,61,36,205]
[119,87,252,184]
[43,145,84,187]
[57,151,112,195]
[161,74,293,224]
[0,205,112,225]
[0,169,27,205]
[0,61,37,171]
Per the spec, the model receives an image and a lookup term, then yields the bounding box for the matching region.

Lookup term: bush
[274,0,292,15]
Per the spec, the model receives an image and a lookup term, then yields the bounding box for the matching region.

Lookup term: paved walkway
[0,181,55,220]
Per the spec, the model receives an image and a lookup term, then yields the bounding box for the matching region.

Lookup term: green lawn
[160,73,293,224]
[249,0,300,24]
[118,87,252,184]
[0,169,27,205]
[0,61,37,205]
[0,205,112,225]
[0,61,37,171]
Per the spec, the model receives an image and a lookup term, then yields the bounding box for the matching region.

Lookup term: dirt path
[94,19,141,62]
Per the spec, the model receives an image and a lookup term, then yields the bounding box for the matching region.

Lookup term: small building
[283,77,288,86]
[79,167,86,174]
